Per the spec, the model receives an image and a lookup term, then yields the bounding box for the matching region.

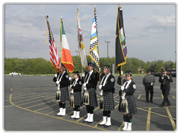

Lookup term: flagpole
[118,5,124,93]
[45,15,48,44]
[94,5,101,84]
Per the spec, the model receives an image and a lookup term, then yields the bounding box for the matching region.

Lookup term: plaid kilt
[118,95,137,115]
[103,92,114,111]
[74,92,82,106]
[88,88,98,107]
[60,87,69,102]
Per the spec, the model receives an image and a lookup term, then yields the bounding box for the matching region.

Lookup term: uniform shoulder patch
[66,75,69,78]
[110,78,115,82]
[133,84,136,89]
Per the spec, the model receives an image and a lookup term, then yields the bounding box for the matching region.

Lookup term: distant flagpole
[89,5,100,72]
[77,7,88,71]
[60,17,74,73]
[46,16,61,72]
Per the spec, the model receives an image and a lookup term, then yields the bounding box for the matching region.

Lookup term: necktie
[101,76,106,85]
[124,82,128,88]
[85,73,89,82]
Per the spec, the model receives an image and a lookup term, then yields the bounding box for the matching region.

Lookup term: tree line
[4,57,176,75]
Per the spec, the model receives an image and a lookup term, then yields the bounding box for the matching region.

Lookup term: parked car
[9,72,21,75]
[168,69,176,77]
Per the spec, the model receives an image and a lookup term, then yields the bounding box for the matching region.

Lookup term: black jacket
[101,74,115,95]
[71,78,82,93]
[53,71,69,88]
[83,71,99,90]
[159,74,173,91]
[119,80,136,96]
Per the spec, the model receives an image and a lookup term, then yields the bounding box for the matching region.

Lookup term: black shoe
[167,103,171,106]
[159,104,165,107]
[146,100,149,103]
[150,100,153,103]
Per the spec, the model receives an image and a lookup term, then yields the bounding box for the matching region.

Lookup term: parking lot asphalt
[4,75,176,131]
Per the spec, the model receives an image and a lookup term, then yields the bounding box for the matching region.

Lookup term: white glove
[162,77,164,79]
[84,87,87,91]
[70,85,73,88]
[151,82,153,86]
[82,73,85,77]
[57,85,60,91]
[69,77,72,80]
[71,89,74,94]
[121,86,124,91]
[54,74,57,77]
[56,81,60,84]
[99,85,103,90]
[100,91,103,96]
[83,83,86,87]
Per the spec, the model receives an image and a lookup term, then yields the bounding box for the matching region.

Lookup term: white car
[9,72,21,75]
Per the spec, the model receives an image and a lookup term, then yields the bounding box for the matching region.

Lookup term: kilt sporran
[121,99,129,114]
[55,85,61,102]
[83,89,89,105]
[100,96,104,110]
[70,94,75,108]
[56,90,61,102]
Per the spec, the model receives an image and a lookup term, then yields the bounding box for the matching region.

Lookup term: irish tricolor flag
[60,17,74,73]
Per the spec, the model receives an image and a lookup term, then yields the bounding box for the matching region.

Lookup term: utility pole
[75,50,79,56]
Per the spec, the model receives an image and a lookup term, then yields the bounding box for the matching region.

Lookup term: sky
[4,3,176,62]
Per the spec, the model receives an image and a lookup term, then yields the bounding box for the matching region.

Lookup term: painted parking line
[12,93,53,103]
[161,94,164,99]
[12,92,52,101]
[9,94,108,131]
[138,94,142,99]
[146,108,151,131]
[166,107,176,130]
[26,99,55,109]
[35,103,58,112]
[17,94,55,106]
[172,96,175,99]
[137,107,176,120]
[118,121,124,131]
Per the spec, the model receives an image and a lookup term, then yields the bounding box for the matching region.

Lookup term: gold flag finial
[118,4,121,8]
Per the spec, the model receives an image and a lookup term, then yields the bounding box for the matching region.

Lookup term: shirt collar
[126,79,132,83]
[105,72,111,77]
[89,70,93,75]
[75,78,79,82]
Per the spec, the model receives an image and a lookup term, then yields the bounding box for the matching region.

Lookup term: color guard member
[99,65,115,127]
[69,71,83,119]
[119,71,137,131]
[82,62,98,123]
[53,64,70,116]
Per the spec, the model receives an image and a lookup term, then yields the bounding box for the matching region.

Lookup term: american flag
[46,17,61,71]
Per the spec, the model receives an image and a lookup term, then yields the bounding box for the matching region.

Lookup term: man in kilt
[82,62,98,123]
[53,64,70,116]
[118,71,137,131]
[69,71,82,119]
[99,65,115,127]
